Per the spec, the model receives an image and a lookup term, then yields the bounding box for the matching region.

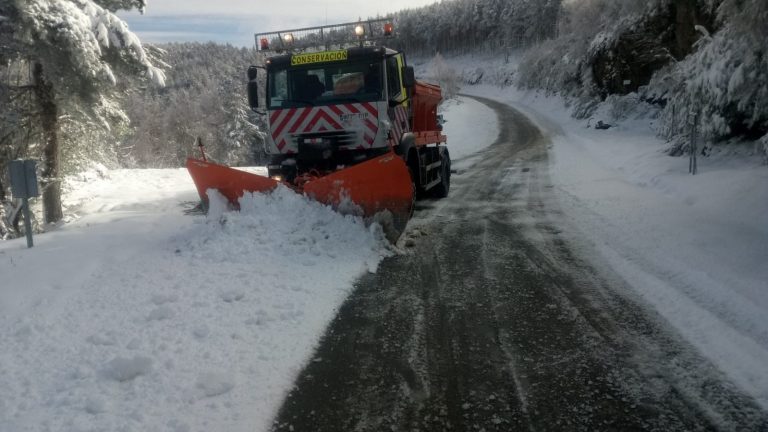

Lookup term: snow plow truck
[186,19,450,242]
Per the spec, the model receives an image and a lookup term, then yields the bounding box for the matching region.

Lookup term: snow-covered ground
[0,99,492,432]
[0,169,388,432]
[439,96,498,168]
[461,82,768,409]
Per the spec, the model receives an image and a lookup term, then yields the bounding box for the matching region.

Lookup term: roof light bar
[255,17,394,52]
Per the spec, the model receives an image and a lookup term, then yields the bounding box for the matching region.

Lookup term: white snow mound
[0,172,390,432]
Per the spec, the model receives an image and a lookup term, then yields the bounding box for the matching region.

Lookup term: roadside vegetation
[516,0,768,156]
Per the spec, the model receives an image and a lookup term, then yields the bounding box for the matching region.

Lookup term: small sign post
[9,160,39,248]
[688,111,699,175]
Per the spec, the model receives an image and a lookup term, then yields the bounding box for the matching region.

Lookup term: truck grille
[294,131,358,148]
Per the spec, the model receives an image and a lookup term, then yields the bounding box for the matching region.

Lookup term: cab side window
[387,56,402,101]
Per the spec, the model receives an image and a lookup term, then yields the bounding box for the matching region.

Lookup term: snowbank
[0,168,388,432]
[440,96,499,168]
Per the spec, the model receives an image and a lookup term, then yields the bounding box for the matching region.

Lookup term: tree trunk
[32,62,63,224]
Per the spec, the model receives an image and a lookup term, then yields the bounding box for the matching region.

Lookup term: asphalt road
[270,96,768,431]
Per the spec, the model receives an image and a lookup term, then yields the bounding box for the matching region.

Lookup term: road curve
[270,96,768,431]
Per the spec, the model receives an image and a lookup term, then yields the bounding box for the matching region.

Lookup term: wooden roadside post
[688,110,699,175]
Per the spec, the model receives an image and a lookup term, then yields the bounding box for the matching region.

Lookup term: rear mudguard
[186,152,414,241]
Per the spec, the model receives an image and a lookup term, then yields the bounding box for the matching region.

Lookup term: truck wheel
[432,147,450,198]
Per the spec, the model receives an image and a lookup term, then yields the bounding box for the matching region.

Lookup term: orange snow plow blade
[303,152,414,240]
[186,152,414,241]
[186,158,280,206]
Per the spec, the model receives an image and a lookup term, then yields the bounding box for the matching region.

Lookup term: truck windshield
[268,60,383,109]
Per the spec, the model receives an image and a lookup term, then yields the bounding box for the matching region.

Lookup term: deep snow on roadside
[0,97,488,432]
[461,82,768,408]
[0,168,389,432]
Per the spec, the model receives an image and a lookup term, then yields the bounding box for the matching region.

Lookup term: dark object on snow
[595,120,612,130]
[640,94,667,107]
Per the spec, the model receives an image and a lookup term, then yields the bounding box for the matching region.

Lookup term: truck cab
[248,19,448,198]
[257,46,413,182]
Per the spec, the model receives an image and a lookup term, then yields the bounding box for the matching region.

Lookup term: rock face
[591,0,719,97]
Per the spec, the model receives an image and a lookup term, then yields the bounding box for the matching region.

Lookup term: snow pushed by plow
[0,174,389,432]
[192,187,387,273]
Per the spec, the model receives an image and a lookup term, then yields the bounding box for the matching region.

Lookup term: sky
[119,0,436,47]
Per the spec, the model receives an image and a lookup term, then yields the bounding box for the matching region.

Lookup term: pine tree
[2,0,164,224]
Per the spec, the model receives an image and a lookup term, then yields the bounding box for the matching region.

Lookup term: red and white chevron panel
[388,105,410,145]
[268,103,382,153]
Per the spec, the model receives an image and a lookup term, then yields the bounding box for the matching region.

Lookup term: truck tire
[432,147,450,198]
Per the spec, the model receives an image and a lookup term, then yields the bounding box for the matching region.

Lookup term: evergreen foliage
[651,0,768,144]
[516,0,767,152]
[119,42,265,168]
[0,0,163,228]
[391,0,562,57]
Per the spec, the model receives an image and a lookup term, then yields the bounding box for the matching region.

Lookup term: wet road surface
[271,96,768,431]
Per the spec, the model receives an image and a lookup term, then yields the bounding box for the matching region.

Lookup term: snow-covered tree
[392,0,562,56]
[515,0,767,155]
[517,0,667,102]
[429,53,459,100]
[651,0,768,147]
[1,0,164,224]
[119,42,264,168]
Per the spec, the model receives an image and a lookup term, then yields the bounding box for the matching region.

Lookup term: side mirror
[247,65,258,81]
[247,66,259,110]
[402,66,415,88]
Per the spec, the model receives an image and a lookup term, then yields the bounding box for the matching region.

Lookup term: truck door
[386,54,408,108]
[387,53,410,144]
